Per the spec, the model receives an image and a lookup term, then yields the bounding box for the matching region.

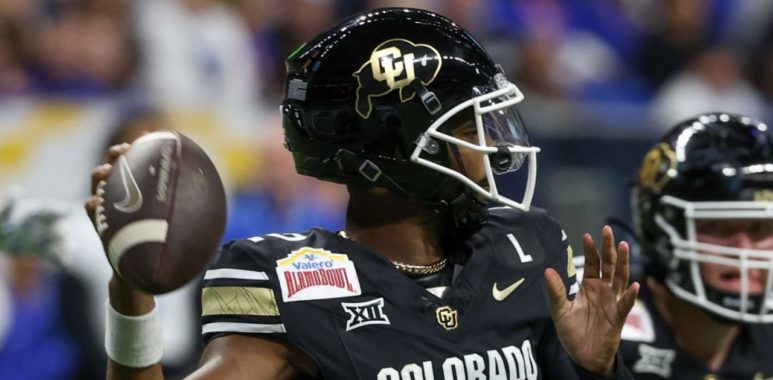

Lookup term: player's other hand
[545,225,640,377]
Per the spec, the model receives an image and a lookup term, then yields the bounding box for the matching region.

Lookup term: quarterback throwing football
[86,8,640,380]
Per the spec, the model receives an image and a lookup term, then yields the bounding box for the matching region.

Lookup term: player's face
[698,219,773,295]
[448,119,490,190]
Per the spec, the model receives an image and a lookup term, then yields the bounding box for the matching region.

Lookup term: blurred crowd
[1,0,772,129]
[1,0,772,379]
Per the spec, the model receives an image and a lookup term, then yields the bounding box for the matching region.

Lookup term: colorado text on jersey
[377,340,538,380]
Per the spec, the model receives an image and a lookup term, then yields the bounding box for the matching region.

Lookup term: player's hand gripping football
[85,131,226,295]
[85,142,130,246]
[85,143,156,309]
[545,226,640,377]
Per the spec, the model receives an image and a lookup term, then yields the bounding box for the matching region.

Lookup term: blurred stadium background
[0,0,771,379]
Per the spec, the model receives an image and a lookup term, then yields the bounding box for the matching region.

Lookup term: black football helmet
[281,8,538,231]
[634,112,773,323]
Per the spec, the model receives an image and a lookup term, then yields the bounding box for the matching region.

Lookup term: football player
[620,112,773,379]
[86,8,640,380]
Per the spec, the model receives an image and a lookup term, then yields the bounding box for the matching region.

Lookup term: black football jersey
[619,284,773,379]
[200,207,629,379]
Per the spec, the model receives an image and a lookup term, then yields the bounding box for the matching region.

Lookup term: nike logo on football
[113,155,143,213]
[492,278,525,301]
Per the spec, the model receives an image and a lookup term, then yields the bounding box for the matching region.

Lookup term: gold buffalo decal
[639,143,678,193]
[353,39,442,119]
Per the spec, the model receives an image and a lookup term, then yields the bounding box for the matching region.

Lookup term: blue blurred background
[0,0,771,379]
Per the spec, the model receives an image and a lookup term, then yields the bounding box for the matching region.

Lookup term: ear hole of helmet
[309,109,360,140]
[335,109,359,135]
[310,111,338,138]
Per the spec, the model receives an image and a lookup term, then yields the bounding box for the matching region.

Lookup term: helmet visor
[481,104,529,147]
[480,101,530,173]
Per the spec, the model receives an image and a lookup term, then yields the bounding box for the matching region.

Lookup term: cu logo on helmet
[353,39,442,119]
[372,46,415,90]
[639,143,677,193]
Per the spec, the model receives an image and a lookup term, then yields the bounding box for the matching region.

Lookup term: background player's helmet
[281,8,537,230]
[633,112,773,323]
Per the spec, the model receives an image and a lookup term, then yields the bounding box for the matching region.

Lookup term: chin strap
[334,148,487,237]
[409,79,442,115]
[436,190,488,238]
[703,285,767,323]
[334,149,411,197]
[441,146,487,237]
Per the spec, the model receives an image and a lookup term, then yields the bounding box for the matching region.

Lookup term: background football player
[86,8,640,380]
[620,112,773,379]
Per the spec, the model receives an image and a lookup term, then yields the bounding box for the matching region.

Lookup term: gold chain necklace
[391,258,448,276]
[338,231,448,276]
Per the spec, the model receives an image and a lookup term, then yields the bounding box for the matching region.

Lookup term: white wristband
[105,300,164,368]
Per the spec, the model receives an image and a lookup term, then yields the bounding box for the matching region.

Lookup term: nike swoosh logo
[113,155,143,213]
[492,278,525,301]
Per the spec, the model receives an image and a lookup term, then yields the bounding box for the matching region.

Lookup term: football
[95,130,226,294]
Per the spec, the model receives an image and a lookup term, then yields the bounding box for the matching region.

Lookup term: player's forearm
[572,353,635,380]
[110,275,156,315]
[106,275,165,380]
